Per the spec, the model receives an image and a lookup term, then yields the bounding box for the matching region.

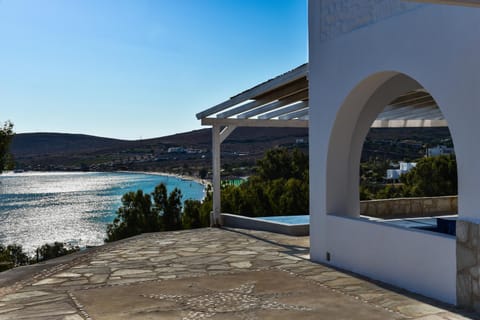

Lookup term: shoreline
[138,171,209,188]
[2,170,210,188]
[0,170,212,187]
[119,170,210,190]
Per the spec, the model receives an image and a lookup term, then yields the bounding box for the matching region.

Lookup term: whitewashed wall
[309,0,480,304]
[327,215,456,304]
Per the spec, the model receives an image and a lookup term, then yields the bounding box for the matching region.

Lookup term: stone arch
[325,71,456,218]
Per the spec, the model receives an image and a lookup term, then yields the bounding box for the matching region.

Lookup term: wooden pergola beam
[202,117,309,128]
[196,64,308,119]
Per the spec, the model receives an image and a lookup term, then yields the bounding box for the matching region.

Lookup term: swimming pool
[256,215,310,225]
[221,214,309,236]
[222,212,456,237]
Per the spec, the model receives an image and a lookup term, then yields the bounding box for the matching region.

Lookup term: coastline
[120,170,210,190]
[126,171,210,201]
[142,171,209,188]
[0,171,208,253]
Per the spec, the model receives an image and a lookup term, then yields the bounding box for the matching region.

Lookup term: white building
[387,162,416,180]
[399,161,416,173]
[198,0,480,311]
[167,147,185,153]
[427,145,455,157]
[309,0,480,308]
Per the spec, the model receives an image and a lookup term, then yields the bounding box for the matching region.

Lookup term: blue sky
[0,0,307,140]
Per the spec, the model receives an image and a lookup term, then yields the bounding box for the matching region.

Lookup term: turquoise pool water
[256,215,309,225]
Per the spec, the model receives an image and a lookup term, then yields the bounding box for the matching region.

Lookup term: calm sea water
[0,171,205,253]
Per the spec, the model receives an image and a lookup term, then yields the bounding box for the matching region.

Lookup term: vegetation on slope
[360,155,457,200]
[105,147,308,241]
[0,121,14,173]
[0,242,80,272]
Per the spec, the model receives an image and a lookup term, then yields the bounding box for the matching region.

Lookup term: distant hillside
[11,133,128,157]
[10,128,309,173]
[9,126,452,175]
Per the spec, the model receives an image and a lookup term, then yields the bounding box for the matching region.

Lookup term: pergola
[196,63,447,226]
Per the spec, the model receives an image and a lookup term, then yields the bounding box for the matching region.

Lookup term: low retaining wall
[361,195,457,219]
[221,213,309,236]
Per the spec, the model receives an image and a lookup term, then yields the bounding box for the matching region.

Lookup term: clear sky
[0,0,307,140]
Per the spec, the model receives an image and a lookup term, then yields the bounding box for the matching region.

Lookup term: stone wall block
[473,280,480,297]
[458,243,476,272]
[360,202,367,215]
[457,220,469,244]
[411,201,423,215]
[473,300,480,314]
[470,266,479,279]
[423,199,433,206]
[452,197,458,211]
[457,273,473,308]
[471,224,479,248]
[457,220,480,311]
[360,196,458,219]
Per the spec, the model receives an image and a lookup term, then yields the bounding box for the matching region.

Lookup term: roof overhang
[196,63,447,129]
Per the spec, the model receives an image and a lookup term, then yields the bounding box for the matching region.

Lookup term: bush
[220,148,309,217]
[35,242,80,262]
[0,244,29,270]
[401,155,457,197]
[106,183,209,242]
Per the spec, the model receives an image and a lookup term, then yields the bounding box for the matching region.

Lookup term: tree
[401,155,457,197]
[106,183,186,242]
[0,244,29,270]
[164,188,183,231]
[182,199,208,229]
[0,121,14,173]
[220,148,309,217]
[256,148,308,181]
[106,190,154,242]
[152,184,183,231]
[278,178,309,214]
[36,242,79,262]
[199,167,208,179]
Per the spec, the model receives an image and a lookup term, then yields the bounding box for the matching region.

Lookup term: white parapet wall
[326,214,456,304]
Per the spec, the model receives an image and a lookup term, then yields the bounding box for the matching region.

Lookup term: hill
[10,133,127,157]
[10,126,452,177]
[10,128,308,175]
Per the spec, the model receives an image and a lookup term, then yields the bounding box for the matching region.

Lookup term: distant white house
[386,161,417,180]
[167,147,185,153]
[427,145,454,157]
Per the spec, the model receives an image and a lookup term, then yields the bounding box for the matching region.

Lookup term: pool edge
[221,213,309,236]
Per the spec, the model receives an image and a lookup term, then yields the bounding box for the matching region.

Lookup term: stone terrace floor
[0,227,478,320]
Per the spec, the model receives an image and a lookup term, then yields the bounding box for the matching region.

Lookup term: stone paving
[0,227,477,319]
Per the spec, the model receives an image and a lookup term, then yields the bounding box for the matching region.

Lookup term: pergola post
[211,125,221,226]
[211,124,236,226]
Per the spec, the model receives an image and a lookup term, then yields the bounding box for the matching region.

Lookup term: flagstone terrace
[0,227,476,319]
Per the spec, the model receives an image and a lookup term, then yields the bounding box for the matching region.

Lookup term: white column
[211,125,221,226]
[211,125,237,227]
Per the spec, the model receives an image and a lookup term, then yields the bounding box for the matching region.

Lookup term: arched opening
[326,72,458,221]
[360,94,457,227]
[323,71,459,304]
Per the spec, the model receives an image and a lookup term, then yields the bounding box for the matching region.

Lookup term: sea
[0,171,205,254]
